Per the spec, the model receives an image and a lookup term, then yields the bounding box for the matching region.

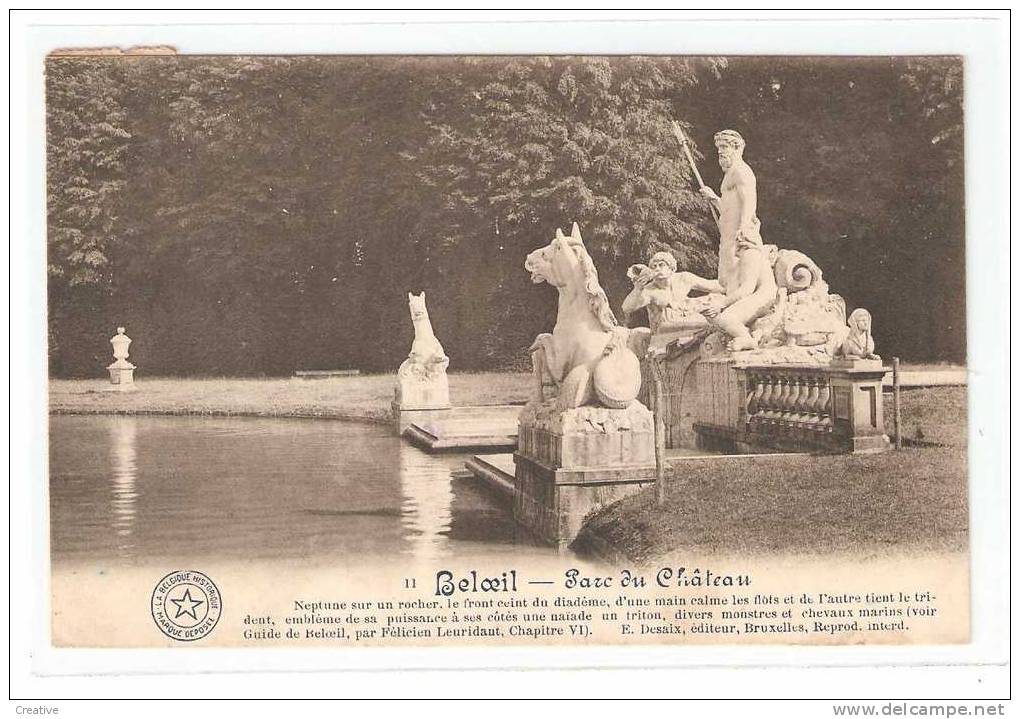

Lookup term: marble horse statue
[525,223,643,410]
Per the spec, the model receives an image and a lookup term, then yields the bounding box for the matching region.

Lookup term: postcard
[11,12,1009,701]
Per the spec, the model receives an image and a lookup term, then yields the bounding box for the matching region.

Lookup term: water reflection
[398,442,455,561]
[49,415,555,566]
[109,417,138,553]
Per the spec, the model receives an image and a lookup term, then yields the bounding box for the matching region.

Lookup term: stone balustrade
[736,362,890,454]
[742,367,834,433]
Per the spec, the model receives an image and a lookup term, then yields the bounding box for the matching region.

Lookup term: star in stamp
[151,570,223,642]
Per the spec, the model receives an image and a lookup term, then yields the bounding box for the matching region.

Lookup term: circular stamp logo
[151,570,222,642]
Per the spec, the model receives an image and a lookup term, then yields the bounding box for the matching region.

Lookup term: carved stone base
[513,401,655,548]
[516,401,654,467]
[393,374,450,412]
[106,365,136,391]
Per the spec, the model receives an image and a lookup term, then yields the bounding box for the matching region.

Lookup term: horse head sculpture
[525,223,642,410]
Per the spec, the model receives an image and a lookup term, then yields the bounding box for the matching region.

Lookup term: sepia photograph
[45,50,971,644]
[10,9,1011,709]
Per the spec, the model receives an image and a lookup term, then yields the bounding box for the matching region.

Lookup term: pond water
[49,415,556,567]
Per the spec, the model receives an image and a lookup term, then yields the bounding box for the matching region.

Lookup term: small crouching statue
[839,308,880,361]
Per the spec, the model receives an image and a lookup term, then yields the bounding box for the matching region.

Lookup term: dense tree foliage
[46,55,965,377]
[408,56,722,367]
[47,59,131,366]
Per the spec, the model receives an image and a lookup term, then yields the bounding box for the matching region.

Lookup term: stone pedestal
[826,364,890,453]
[394,373,450,411]
[106,362,136,391]
[513,401,655,548]
[392,365,451,433]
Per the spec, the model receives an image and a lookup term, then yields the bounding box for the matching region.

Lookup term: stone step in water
[402,405,521,453]
[394,403,523,434]
[464,454,516,503]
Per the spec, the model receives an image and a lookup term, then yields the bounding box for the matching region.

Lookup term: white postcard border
[9,9,1011,698]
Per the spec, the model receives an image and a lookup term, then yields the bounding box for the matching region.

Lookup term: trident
[671,120,720,221]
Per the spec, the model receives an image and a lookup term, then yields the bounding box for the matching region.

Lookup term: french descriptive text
[235,567,943,645]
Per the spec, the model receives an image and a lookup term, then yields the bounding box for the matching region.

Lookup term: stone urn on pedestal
[107,327,137,391]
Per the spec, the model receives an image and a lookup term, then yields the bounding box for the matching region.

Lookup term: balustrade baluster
[817,381,832,429]
[758,376,774,421]
[761,376,776,421]
[749,375,765,418]
[788,376,803,423]
[774,377,791,423]
[804,376,821,428]
[786,376,804,425]
[776,376,791,423]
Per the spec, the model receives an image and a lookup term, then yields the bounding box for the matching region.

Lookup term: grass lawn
[51,371,967,448]
[49,372,534,423]
[886,385,968,448]
[577,385,969,564]
[575,446,968,563]
[50,371,967,450]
